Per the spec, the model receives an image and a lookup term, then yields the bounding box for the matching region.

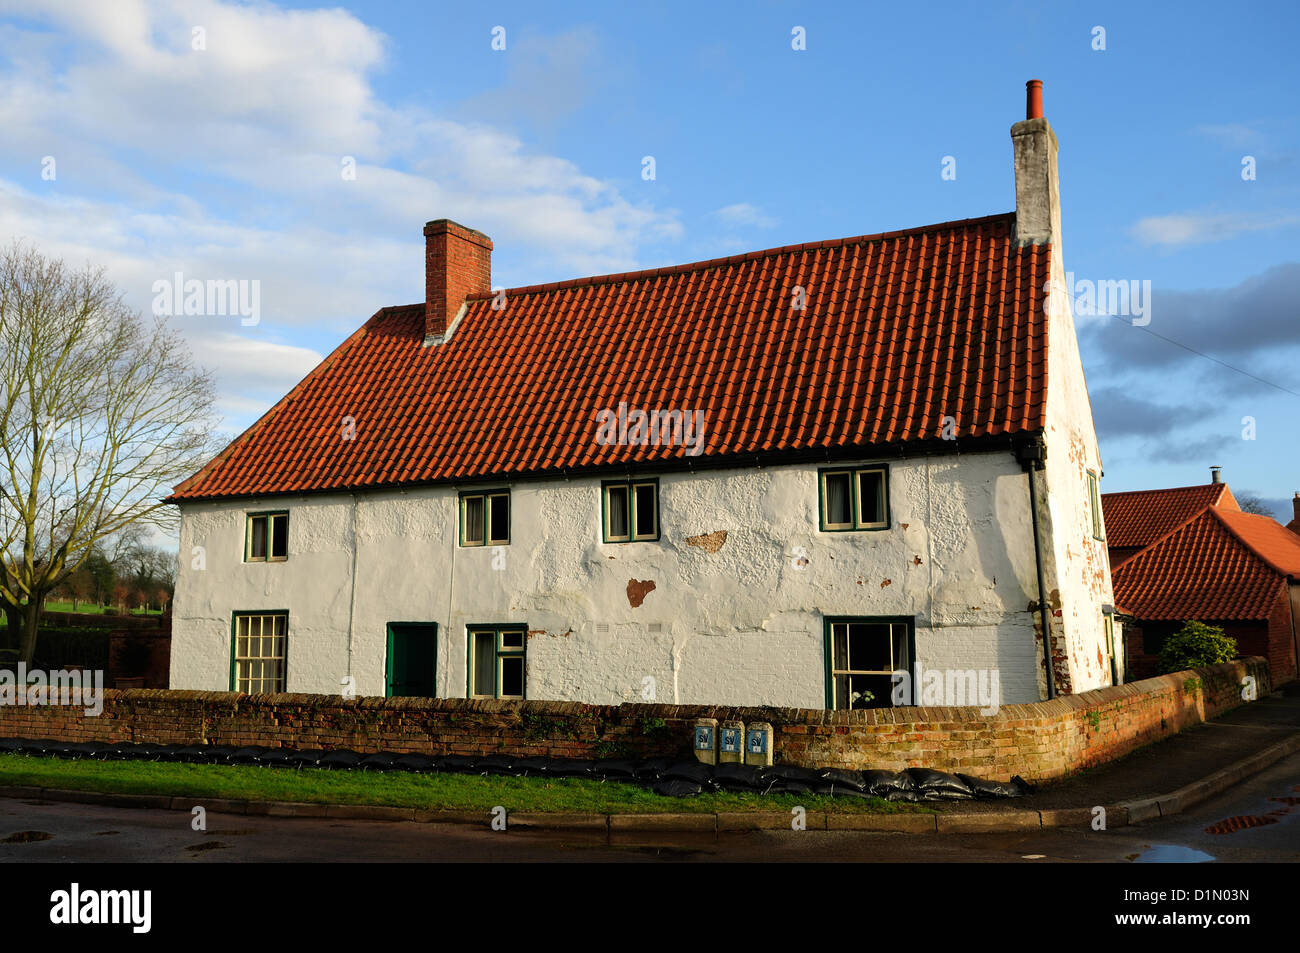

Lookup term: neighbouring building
[168,81,1118,708]
[1104,473,1300,685]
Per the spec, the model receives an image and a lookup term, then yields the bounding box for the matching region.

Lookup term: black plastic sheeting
[0,737,1033,800]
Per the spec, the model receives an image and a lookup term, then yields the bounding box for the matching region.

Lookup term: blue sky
[0,0,1297,522]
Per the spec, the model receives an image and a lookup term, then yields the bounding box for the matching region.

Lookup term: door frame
[385,621,438,698]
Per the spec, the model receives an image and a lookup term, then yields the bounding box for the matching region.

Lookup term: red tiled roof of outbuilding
[169,213,1051,502]
[1111,507,1300,621]
[1101,483,1237,559]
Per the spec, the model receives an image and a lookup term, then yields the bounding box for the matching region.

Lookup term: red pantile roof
[1112,507,1300,621]
[1102,483,1237,567]
[169,213,1051,502]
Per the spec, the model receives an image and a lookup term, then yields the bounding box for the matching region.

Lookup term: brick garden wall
[0,658,1267,782]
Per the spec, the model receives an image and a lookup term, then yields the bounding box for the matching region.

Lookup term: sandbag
[130,743,170,761]
[712,763,765,791]
[168,745,212,764]
[393,753,435,772]
[319,750,362,770]
[359,753,399,771]
[905,768,975,800]
[761,765,821,785]
[18,738,60,755]
[511,757,552,777]
[591,759,639,781]
[259,749,295,768]
[859,770,914,795]
[0,738,26,753]
[547,759,596,779]
[286,749,326,768]
[817,768,870,793]
[632,757,673,782]
[434,755,479,773]
[475,754,515,775]
[653,779,704,797]
[230,746,268,765]
[663,761,715,787]
[956,773,1031,799]
[64,741,112,760]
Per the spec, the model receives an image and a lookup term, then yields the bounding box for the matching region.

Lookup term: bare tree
[1236,494,1275,517]
[0,242,217,662]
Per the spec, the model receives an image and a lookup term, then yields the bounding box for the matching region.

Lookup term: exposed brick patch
[626,579,656,608]
[685,530,728,553]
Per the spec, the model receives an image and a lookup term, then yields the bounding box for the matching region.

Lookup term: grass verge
[0,753,932,816]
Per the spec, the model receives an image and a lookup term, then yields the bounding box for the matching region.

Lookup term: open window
[825,618,912,709]
[602,479,659,542]
[468,625,526,699]
[819,466,889,531]
[245,512,288,562]
[460,489,510,546]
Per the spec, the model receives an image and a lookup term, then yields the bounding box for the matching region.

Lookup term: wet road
[2,751,1298,862]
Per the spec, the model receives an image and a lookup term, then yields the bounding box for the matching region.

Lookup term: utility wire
[1110,312,1300,400]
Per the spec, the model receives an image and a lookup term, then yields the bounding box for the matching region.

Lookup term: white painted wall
[1036,197,1120,696]
[171,451,1053,706]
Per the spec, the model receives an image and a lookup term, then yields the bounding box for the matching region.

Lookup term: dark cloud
[1089,386,1214,441]
[1079,263,1300,375]
[1141,433,1233,466]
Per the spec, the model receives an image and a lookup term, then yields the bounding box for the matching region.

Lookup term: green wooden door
[386,623,437,697]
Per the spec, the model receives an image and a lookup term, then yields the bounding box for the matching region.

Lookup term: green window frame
[1087,470,1105,540]
[459,489,510,546]
[818,466,890,532]
[229,611,288,693]
[466,624,526,699]
[602,479,659,543]
[1103,613,1118,686]
[245,511,288,562]
[823,616,914,710]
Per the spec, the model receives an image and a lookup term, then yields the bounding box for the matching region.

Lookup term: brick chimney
[1011,79,1061,248]
[1292,492,1299,524]
[424,219,492,344]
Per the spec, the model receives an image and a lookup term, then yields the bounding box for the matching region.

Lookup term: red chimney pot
[1026,79,1043,120]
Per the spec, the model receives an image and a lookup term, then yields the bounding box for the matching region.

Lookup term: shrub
[1158,621,1237,675]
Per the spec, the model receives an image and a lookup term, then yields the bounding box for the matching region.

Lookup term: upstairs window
[603,479,659,542]
[819,467,889,531]
[246,512,288,562]
[460,490,510,546]
[1087,471,1105,540]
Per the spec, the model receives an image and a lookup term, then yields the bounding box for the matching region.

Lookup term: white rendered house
[168,82,1118,708]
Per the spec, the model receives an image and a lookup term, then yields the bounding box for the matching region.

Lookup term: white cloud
[0,0,684,437]
[714,203,777,228]
[1130,211,1300,247]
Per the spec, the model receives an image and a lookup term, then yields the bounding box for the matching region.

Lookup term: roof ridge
[469,212,1017,300]
[1214,508,1300,579]
[1102,483,1221,499]
[1112,504,1224,578]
